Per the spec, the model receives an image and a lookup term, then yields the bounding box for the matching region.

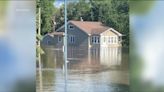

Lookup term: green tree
[37,0,55,35]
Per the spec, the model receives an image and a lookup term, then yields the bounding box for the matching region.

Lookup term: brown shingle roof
[70,21,110,35]
[56,20,122,36]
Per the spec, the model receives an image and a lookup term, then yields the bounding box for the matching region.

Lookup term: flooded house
[39,21,128,92]
[41,20,123,47]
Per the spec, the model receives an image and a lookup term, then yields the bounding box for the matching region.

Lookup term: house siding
[65,23,89,47]
[101,29,117,36]
[41,35,56,46]
[100,30,122,47]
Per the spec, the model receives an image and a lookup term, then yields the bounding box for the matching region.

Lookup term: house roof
[70,21,110,35]
[48,31,64,37]
[56,20,122,36]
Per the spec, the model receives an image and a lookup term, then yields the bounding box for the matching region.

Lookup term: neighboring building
[41,20,122,47]
[41,31,64,47]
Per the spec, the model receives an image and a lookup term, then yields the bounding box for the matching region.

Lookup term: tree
[37,0,55,35]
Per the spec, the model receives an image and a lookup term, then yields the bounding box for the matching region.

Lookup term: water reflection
[37,46,129,92]
[100,47,122,67]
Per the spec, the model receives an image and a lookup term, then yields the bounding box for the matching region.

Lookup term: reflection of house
[65,47,122,70]
[100,47,122,66]
[42,20,122,47]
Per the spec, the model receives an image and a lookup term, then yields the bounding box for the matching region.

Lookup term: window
[114,37,117,43]
[94,36,96,43]
[113,37,115,44]
[58,36,62,43]
[92,36,94,43]
[109,36,117,44]
[119,36,122,41]
[104,36,106,43]
[97,37,100,43]
[108,37,111,44]
[69,35,75,43]
[111,37,113,44]
[69,25,74,29]
[91,36,99,44]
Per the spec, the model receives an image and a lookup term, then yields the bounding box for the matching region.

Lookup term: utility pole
[38,0,42,91]
[64,0,68,91]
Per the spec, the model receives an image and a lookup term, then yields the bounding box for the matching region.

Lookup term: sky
[54,0,64,8]
[54,0,79,8]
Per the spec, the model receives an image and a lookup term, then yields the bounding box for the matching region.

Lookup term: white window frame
[115,36,118,44]
[108,36,118,44]
[108,36,111,44]
[104,36,106,43]
[118,36,122,42]
[92,36,100,44]
[111,36,114,44]
[101,36,109,44]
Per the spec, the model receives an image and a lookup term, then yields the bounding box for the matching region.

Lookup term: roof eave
[110,28,123,36]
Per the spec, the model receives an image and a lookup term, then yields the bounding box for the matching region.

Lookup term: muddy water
[36,46,129,92]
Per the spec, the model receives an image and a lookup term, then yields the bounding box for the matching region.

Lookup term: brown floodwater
[36,46,129,92]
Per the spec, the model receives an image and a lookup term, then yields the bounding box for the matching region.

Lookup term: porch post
[88,34,91,48]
